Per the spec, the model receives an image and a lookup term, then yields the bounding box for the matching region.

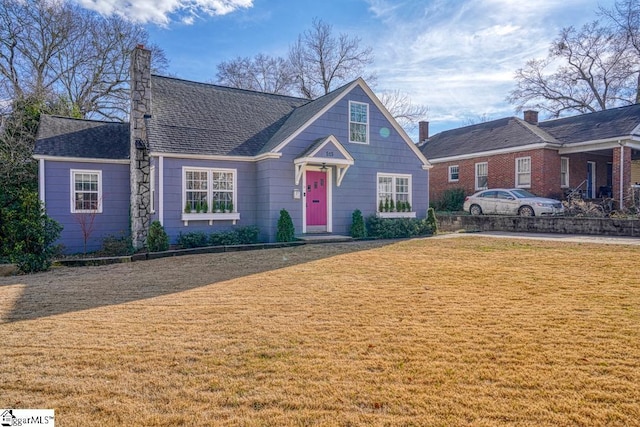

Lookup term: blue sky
[74,0,613,138]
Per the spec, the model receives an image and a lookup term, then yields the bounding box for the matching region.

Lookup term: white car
[463,188,564,216]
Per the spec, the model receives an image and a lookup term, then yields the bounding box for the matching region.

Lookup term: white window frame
[515,157,531,188]
[349,101,369,144]
[560,157,569,188]
[376,173,415,218]
[475,162,488,190]
[150,166,156,214]
[448,165,459,182]
[181,166,239,226]
[70,169,102,213]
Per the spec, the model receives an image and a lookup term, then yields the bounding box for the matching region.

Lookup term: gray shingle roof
[34,77,366,159]
[421,104,640,160]
[539,103,640,143]
[35,115,129,159]
[420,117,557,159]
[148,75,310,156]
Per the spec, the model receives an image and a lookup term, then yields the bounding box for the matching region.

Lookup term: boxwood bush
[177,226,261,249]
[365,215,434,239]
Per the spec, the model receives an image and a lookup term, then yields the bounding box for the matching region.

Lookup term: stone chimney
[419,121,429,143]
[130,45,152,250]
[523,110,538,125]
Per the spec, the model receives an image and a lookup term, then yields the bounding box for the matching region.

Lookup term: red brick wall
[429,150,616,204]
[429,148,565,202]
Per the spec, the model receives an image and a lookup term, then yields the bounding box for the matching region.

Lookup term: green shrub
[430,188,466,211]
[209,231,240,246]
[177,231,208,249]
[236,226,260,244]
[0,190,62,273]
[98,233,134,256]
[365,215,433,239]
[350,209,367,238]
[276,209,295,242]
[147,221,169,252]
[426,207,438,234]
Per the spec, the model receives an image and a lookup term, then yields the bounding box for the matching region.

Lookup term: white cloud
[72,0,253,25]
[364,0,609,134]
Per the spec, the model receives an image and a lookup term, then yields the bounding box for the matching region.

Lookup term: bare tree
[600,0,640,103]
[0,0,168,120]
[289,18,374,99]
[508,20,636,117]
[216,54,296,94]
[213,18,426,127]
[377,90,429,131]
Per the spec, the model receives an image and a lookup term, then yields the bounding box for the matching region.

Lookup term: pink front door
[306,170,327,226]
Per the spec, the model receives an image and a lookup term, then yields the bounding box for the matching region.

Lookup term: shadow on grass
[0,240,397,323]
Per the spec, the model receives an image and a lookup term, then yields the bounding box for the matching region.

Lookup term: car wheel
[470,204,482,215]
[519,205,535,216]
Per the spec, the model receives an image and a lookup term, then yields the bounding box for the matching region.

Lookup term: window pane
[73,172,100,212]
[350,103,368,143]
[350,123,367,143]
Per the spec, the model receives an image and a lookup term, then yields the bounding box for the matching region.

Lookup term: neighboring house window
[150,166,156,213]
[448,165,459,182]
[560,157,569,187]
[183,167,236,213]
[516,157,531,188]
[377,173,412,209]
[349,101,369,144]
[71,169,102,213]
[475,162,488,190]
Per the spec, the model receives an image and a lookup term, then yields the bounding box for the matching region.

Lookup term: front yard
[1,237,638,425]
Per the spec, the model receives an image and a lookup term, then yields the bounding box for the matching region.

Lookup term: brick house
[419,106,640,209]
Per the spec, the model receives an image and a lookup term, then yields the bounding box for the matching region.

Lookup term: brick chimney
[523,110,538,125]
[130,45,152,250]
[419,121,429,143]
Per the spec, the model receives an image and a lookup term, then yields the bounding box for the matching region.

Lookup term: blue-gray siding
[153,157,258,244]
[41,84,429,251]
[42,160,130,254]
[260,85,429,240]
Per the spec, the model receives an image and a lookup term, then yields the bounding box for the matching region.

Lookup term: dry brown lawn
[0,236,639,426]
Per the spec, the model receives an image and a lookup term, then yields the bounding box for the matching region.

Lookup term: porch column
[612,143,631,209]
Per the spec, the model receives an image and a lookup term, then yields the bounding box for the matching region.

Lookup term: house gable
[267,78,431,169]
[294,135,354,186]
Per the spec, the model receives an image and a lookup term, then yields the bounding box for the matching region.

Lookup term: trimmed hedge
[177,226,261,249]
[366,215,434,239]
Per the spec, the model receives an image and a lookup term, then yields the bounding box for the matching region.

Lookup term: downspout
[619,140,625,209]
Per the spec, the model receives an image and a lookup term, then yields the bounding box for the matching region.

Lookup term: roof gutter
[148,151,282,162]
[427,142,558,164]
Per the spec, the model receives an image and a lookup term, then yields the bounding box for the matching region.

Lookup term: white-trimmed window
[448,165,459,182]
[183,167,237,214]
[516,157,531,188]
[349,101,369,144]
[560,157,569,187]
[377,173,412,210]
[475,162,488,190]
[150,166,156,213]
[71,169,102,213]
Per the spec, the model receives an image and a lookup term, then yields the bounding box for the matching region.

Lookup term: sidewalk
[436,231,640,246]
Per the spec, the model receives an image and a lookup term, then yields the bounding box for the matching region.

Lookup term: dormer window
[349,101,369,144]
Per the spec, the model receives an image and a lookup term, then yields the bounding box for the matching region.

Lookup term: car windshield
[511,189,536,198]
